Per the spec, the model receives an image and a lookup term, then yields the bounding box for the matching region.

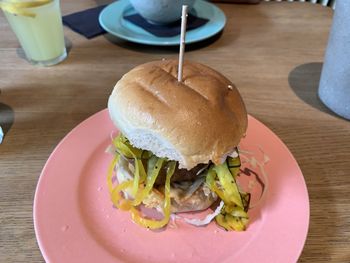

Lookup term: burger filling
[107,133,250,231]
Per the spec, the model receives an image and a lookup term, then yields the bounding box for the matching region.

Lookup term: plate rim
[98,0,227,46]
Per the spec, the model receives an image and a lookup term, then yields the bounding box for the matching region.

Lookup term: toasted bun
[108,59,247,169]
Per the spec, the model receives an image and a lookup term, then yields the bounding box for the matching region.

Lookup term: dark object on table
[123,13,209,37]
[63,5,107,39]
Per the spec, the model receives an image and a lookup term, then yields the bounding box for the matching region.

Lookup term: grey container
[319,0,350,120]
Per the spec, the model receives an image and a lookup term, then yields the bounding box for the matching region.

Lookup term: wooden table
[1,1,349,262]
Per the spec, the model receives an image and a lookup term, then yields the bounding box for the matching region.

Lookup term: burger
[107,59,250,231]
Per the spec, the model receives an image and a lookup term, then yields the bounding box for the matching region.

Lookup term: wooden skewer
[178,5,188,82]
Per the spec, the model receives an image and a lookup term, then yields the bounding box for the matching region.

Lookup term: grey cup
[129,0,196,24]
[318,1,350,120]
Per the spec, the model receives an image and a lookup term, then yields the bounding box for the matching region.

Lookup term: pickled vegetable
[108,133,177,229]
[108,133,250,231]
[130,161,176,229]
[206,157,250,231]
[213,163,244,208]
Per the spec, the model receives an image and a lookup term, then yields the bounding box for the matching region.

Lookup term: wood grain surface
[1,1,349,262]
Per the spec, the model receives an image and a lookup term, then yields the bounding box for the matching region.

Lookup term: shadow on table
[103,30,225,54]
[288,62,343,119]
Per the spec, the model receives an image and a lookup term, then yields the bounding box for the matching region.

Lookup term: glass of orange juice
[2,0,67,66]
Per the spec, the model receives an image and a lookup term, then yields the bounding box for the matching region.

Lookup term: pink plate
[34,109,309,263]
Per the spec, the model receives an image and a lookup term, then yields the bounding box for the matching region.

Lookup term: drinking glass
[2,0,67,66]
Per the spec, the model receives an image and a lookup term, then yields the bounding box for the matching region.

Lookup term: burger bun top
[108,59,247,169]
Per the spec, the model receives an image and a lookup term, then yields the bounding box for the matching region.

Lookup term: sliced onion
[181,177,205,200]
[229,148,239,158]
[240,152,269,209]
[168,214,179,229]
[196,164,210,176]
[105,144,116,155]
[183,201,224,227]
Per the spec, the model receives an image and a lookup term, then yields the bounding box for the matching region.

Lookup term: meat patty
[155,163,208,185]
